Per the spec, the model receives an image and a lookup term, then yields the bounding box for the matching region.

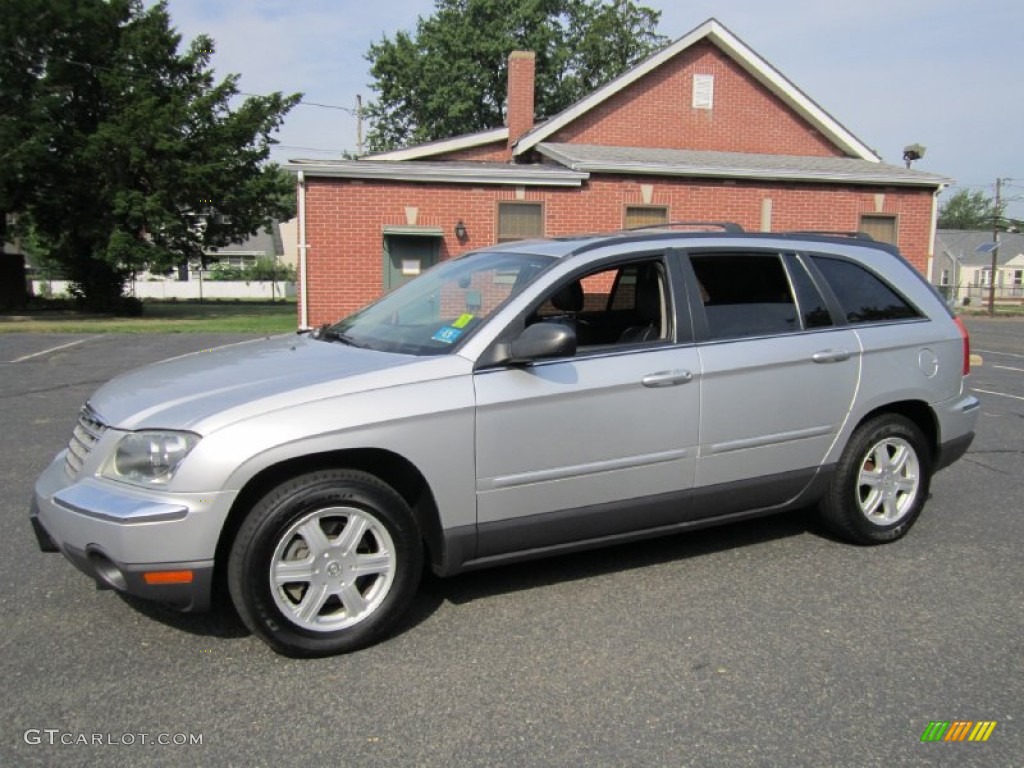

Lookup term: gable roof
[936,230,1024,266]
[537,144,950,187]
[365,18,883,165]
[514,18,878,161]
[205,222,285,258]
[366,127,508,162]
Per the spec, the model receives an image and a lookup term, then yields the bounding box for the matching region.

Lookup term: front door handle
[812,349,851,364]
[642,370,693,387]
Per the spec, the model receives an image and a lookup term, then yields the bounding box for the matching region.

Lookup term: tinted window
[788,254,833,329]
[691,253,798,339]
[812,256,919,323]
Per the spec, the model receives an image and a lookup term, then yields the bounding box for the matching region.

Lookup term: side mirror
[508,322,576,364]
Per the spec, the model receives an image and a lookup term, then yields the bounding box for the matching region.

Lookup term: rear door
[684,250,860,510]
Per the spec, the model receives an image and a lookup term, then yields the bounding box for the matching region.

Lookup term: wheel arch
[855,400,938,463]
[213,448,445,600]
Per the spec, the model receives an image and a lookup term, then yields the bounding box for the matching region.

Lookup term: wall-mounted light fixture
[454,220,468,241]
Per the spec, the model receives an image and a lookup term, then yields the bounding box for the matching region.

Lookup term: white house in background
[933,230,1024,304]
[192,220,291,277]
[31,220,298,300]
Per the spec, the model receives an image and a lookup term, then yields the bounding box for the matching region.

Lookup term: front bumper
[31,451,234,612]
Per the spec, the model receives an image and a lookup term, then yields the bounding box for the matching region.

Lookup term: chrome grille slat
[64,406,108,478]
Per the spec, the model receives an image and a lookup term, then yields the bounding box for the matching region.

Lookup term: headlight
[103,431,200,486]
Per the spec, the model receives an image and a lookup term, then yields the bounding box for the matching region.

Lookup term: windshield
[324,250,556,355]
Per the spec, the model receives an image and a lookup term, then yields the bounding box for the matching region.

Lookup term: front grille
[64,405,108,478]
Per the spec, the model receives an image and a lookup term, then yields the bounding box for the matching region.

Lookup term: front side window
[811,256,919,323]
[690,252,800,340]
[325,251,555,355]
[529,258,670,348]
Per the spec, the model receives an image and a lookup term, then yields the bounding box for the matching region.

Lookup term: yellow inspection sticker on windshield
[452,314,475,329]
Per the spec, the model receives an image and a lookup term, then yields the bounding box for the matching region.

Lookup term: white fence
[33,279,296,301]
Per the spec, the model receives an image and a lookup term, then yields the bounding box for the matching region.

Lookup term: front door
[472,257,700,557]
[384,235,440,292]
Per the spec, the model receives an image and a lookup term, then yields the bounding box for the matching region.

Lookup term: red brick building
[286,18,950,328]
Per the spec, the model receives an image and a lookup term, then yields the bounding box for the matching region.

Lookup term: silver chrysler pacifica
[31,227,979,656]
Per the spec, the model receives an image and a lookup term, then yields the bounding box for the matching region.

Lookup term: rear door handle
[642,370,693,387]
[812,349,851,364]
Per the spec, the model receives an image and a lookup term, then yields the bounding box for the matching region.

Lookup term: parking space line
[973,388,1024,402]
[976,349,1024,359]
[9,337,98,363]
[992,365,1024,373]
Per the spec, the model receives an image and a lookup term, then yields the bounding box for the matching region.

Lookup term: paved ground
[1,321,1021,767]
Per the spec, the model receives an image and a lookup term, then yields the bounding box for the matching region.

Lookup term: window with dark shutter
[859,214,898,244]
[624,206,669,229]
[497,202,544,242]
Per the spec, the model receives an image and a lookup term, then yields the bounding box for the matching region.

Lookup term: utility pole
[988,178,1006,316]
[356,95,364,157]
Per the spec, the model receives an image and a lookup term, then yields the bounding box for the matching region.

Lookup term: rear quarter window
[811,256,920,324]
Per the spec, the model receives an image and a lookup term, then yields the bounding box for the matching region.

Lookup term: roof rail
[625,221,745,233]
[780,230,875,241]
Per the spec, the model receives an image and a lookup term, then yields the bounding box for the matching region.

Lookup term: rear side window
[690,253,799,339]
[788,254,833,329]
[811,256,919,324]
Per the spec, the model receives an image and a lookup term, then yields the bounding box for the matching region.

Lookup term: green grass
[959,305,1024,318]
[0,300,300,334]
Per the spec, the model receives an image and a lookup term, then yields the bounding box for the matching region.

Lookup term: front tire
[228,469,422,657]
[819,414,931,545]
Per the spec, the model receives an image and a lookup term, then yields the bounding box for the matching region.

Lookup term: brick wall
[550,41,841,157]
[507,51,536,148]
[432,141,511,162]
[300,175,935,326]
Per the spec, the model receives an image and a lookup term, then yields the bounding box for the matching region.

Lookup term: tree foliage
[937,189,1005,231]
[0,0,300,310]
[364,0,667,152]
[206,256,297,283]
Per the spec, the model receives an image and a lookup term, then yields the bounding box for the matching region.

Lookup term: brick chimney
[507,51,536,150]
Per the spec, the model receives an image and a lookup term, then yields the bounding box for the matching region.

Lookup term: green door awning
[382,225,444,237]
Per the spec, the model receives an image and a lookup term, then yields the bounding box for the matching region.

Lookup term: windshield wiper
[315,327,368,348]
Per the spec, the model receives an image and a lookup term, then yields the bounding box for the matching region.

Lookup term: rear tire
[819,414,931,545]
[228,469,422,657]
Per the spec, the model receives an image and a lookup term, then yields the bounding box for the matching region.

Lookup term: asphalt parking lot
[1,320,1021,767]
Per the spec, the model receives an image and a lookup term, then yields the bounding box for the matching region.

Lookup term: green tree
[0,0,300,311]
[365,0,667,152]
[206,256,297,283]
[937,189,1005,230]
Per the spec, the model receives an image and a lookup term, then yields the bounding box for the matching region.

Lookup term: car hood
[88,334,448,432]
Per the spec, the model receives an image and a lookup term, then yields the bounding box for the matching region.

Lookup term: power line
[272,144,353,155]
[239,92,360,114]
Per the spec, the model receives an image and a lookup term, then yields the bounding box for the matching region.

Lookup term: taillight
[954,316,970,376]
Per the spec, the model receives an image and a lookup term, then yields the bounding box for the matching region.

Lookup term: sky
[161,0,1024,219]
